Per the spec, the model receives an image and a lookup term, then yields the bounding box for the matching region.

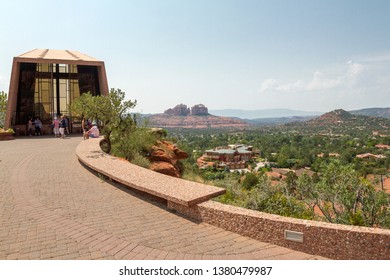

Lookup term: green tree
[0,91,7,128]
[277,146,290,167]
[285,171,298,196]
[312,160,390,228]
[70,89,137,152]
[314,160,360,224]
[295,173,317,211]
[354,179,390,227]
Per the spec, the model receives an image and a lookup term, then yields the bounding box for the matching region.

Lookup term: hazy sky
[1,0,389,114]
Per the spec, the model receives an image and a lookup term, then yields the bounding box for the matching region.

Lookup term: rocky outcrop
[163,108,175,115]
[163,103,209,116]
[164,104,190,116]
[191,104,208,116]
[154,104,249,129]
[148,140,188,177]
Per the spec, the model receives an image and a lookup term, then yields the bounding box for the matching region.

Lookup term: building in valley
[198,144,254,170]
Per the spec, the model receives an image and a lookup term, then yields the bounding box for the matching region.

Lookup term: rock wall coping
[76,138,226,207]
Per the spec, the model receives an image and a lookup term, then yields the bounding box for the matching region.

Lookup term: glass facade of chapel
[14,62,100,126]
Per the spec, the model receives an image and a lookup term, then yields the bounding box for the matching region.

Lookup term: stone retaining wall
[168,201,390,260]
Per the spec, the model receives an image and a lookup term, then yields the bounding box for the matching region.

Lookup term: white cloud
[255,57,390,111]
[344,61,364,86]
[275,80,305,92]
[259,61,365,93]
[259,78,277,92]
[306,70,340,91]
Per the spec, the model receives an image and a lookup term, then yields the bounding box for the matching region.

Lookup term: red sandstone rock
[150,161,181,177]
[149,146,173,163]
[148,140,188,177]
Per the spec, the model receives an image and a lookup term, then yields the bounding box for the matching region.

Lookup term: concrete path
[0,136,326,260]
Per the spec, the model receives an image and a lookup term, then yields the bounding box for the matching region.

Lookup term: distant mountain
[245,116,314,125]
[281,109,390,135]
[315,109,355,123]
[349,107,390,119]
[209,108,322,119]
[146,114,250,129]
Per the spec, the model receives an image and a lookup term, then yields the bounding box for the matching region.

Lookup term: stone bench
[76,138,226,207]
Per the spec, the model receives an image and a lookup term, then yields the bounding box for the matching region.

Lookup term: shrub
[131,152,151,169]
[242,172,259,190]
[246,190,314,220]
[111,128,158,162]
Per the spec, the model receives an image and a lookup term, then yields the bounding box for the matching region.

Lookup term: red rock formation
[173,104,190,116]
[154,104,249,129]
[150,162,181,177]
[191,104,208,116]
[164,108,175,115]
[148,140,188,177]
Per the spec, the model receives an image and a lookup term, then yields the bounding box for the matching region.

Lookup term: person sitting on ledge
[84,122,100,139]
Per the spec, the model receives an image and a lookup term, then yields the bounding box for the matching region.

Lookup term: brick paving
[0,136,326,260]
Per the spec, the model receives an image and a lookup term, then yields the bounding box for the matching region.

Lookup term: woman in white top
[85,124,100,139]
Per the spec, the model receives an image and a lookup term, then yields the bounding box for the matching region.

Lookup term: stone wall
[167,200,390,260]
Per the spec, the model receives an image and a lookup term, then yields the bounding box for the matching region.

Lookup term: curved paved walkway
[0,136,326,260]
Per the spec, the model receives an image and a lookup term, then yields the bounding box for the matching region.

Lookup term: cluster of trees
[210,160,390,228]
[262,133,390,174]
[173,130,390,176]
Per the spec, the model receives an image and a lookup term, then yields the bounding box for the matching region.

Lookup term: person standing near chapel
[27,118,33,136]
[34,117,42,135]
[59,116,66,138]
[52,117,60,137]
[64,115,70,135]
